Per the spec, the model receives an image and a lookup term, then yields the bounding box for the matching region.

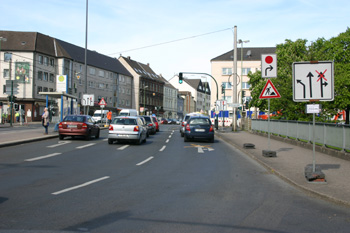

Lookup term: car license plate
[195,129,205,132]
[68,125,77,128]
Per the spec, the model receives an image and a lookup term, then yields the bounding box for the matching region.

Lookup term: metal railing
[251,119,350,152]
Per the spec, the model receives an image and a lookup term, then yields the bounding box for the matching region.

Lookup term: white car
[108,116,147,145]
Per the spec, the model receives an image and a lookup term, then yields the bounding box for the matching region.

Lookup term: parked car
[168,118,178,124]
[58,115,100,140]
[161,118,168,124]
[180,113,202,137]
[137,116,150,137]
[183,115,214,143]
[108,116,147,145]
[143,115,157,135]
[152,116,159,132]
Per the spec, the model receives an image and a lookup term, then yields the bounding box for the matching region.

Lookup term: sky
[1,0,349,80]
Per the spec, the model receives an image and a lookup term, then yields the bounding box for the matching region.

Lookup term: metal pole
[313,111,316,172]
[84,0,88,114]
[268,97,271,151]
[232,26,238,131]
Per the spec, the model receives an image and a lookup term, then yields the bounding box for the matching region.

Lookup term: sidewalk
[216,129,350,207]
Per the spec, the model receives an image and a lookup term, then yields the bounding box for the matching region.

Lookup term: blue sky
[1,0,349,80]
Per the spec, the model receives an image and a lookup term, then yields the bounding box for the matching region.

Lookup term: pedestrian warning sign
[259,79,281,99]
[98,97,107,106]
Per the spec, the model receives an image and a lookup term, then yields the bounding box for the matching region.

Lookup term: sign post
[293,61,333,182]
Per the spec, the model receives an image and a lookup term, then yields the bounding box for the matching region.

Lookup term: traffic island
[262,149,277,157]
[305,165,327,183]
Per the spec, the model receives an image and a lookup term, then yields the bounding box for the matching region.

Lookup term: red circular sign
[265,56,273,64]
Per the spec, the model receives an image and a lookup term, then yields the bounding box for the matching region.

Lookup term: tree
[248,28,350,123]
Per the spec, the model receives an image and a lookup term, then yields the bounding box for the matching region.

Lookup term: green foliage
[248,28,350,122]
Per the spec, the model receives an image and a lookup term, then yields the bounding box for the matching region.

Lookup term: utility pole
[232,26,238,131]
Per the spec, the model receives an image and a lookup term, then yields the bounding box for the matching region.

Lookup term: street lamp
[238,39,250,120]
[143,85,148,115]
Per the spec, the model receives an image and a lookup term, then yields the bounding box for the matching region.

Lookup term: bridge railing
[251,119,350,152]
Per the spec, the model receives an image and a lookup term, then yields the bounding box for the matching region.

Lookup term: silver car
[108,116,147,145]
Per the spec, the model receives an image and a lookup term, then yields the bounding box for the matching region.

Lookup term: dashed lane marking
[76,143,96,149]
[52,176,110,195]
[136,156,154,166]
[118,145,129,150]
[25,153,62,162]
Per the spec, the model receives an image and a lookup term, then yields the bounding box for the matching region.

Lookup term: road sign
[82,94,94,106]
[259,79,281,99]
[98,97,107,107]
[261,54,277,78]
[293,61,334,102]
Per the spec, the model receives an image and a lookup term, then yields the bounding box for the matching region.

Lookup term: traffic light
[221,84,225,94]
[8,95,17,103]
[242,90,246,99]
[14,103,19,111]
[179,73,183,84]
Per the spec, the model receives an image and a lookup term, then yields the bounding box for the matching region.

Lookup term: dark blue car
[184,116,214,143]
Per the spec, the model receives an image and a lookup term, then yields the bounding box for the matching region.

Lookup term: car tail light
[185,124,191,131]
[82,123,88,129]
[209,125,213,132]
[109,125,113,131]
[149,123,153,127]
[58,122,63,128]
[134,126,139,132]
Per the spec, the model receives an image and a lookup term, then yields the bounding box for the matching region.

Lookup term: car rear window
[63,116,85,122]
[189,118,210,125]
[113,118,137,125]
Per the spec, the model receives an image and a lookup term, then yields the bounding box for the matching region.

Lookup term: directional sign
[98,97,107,106]
[259,79,281,99]
[82,94,94,106]
[261,54,277,78]
[293,61,334,102]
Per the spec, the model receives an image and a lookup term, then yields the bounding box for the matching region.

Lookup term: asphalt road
[1,125,350,233]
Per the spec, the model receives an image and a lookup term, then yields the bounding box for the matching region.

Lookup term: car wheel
[59,134,64,140]
[181,132,184,137]
[184,135,189,142]
[108,139,114,144]
[209,138,214,143]
[85,131,91,141]
[95,129,100,139]
[136,136,142,145]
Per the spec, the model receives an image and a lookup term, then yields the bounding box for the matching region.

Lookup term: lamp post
[232,26,238,132]
[238,39,249,123]
[143,85,148,115]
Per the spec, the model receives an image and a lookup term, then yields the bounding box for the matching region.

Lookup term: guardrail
[251,119,350,152]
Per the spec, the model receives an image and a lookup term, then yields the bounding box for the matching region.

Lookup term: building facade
[0,31,132,122]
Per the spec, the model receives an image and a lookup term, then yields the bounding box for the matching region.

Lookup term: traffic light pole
[10,80,13,127]
[179,72,219,129]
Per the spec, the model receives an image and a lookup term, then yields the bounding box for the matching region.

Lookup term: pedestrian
[15,112,20,122]
[107,110,112,125]
[42,107,49,135]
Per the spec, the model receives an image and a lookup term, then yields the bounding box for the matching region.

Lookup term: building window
[242,68,251,75]
[98,70,105,77]
[50,58,55,67]
[49,88,54,92]
[88,81,94,88]
[222,68,232,75]
[89,68,96,75]
[242,82,251,89]
[37,86,43,94]
[49,73,55,82]
[43,72,48,81]
[38,71,43,80]
[3,69,9,78]
[44,57,49,66]
[223,82,232,89]
[43,87,48,92]
[38,55,43,64]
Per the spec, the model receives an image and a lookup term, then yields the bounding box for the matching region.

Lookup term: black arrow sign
[265,65,273,76]
[306,72,314,98]
[297,79,306,98]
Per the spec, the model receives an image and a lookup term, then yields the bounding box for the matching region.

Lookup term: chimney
[127,56,131,60]
[147,63,150,66]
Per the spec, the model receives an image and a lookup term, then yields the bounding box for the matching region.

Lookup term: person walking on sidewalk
[107,110,112,125]
[42,107,49,135]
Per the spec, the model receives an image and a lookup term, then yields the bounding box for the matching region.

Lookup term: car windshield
[113,118,137,125]
[63,116,85,122]
[144,117,152,123]
[93,114,101,117]
[189,118,210,125]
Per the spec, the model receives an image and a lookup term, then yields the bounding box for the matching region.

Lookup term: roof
[0,30,132,77]
[211,47,276,62]
[120,56,164,83]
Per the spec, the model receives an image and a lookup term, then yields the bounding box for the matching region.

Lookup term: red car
[152,116,160,132]
[161,118,168,124]
[58,115,100,140]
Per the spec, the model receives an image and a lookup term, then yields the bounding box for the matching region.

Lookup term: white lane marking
[165,139,169,143]
[136,156,154,166]
[76,143,95,149]
[198,147,204,153]
[52,176,110,195]
[103,139,108,141]
[159,146,166,151]
[25,153,62,162]
[208,147,215,151]
[47,141,71,148]
[118,145,129,150]
[169,135,172,138]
